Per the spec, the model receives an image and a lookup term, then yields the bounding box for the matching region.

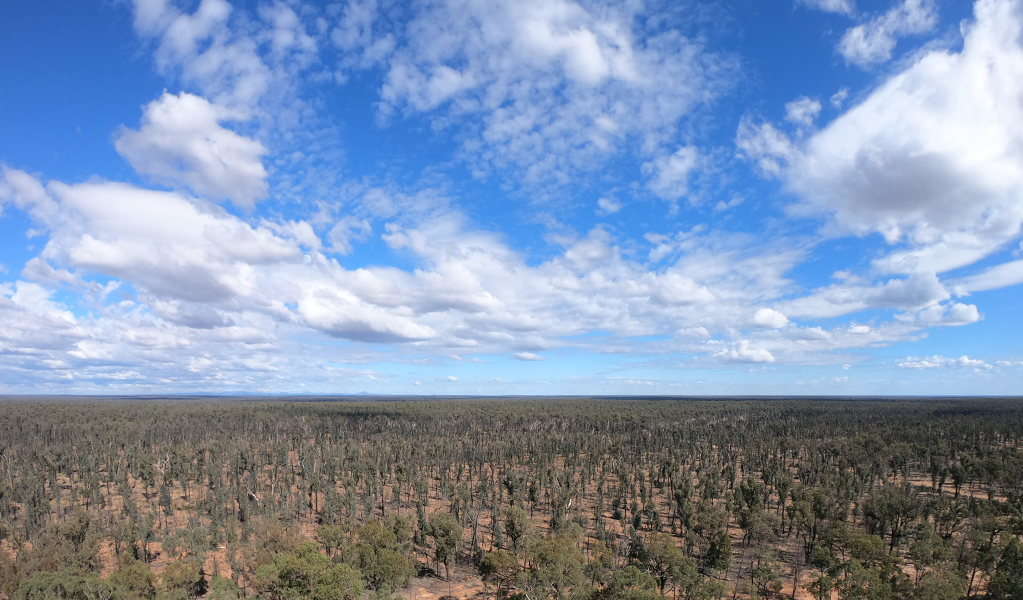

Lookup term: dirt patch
[403,563,486,600]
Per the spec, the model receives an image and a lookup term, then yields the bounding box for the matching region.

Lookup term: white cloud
[677,327,710,340]
[895,302,980,327]
[115,92,269,207]
[714,341,775,363]
[6,0,1008,393]
[782,272,949,319]
[643,146,700,201]
[0,168,795,369]
[345,0,734,184]
[949,260,1023,294]
[259,2,318,65]
[798,0,855,15]
[714,196,744,212]
[0,154,1003,389]
[126,0,339,207]
[130,0,275,108]
[830,88,849,108]
[784,97,822,128]
[330,0,395,75]
[736,118,797,177]
[298,286,438,343]
[328,216,373,255]
[512,352,546,361]
[793,0,1023,276]
[898,355,991,369]
[0,165,61,228]
[596,196,621,215]
[838,0,939,67]
[752,308,790,329]
[741,0,1023,307]
[47,181,299,303]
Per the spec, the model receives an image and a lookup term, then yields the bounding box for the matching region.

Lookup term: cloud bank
[0,0,1021,393]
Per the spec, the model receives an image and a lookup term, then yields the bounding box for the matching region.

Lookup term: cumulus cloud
[736,119,797,177]
[0,165,61,227]
[1,169,456,352]
[0,275,290,392]
[46,181,299,302]
[714,341,775,363]
[895,302,980,326]
[741,0,1023,314]
[784,97,822,129]
[898,355,991,369]
[5,149,1004,391]
[838,0,939,67]
[752,308,790,329]
[791,0,1023,275]
[0,166,829,375]
[512,352,547,361]
[129,0,299,109]
[126,0,338,206]
[10,1,1022,389]
[782,272,949,319]
[298,287,438,343]
[115,92,269,207]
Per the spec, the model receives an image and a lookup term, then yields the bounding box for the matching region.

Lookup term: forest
[0,397,1022,600]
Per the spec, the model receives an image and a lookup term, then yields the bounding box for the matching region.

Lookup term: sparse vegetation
[1,397,1022,599]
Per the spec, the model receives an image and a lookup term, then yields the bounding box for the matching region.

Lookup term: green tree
[837,560,897,600]
[160,560,207,600]
[988,537,1023,600]
[347,520,416,591]
[602,565,659,600]
[208,575,240,600]
[318,524,349,559]
[108,560,157,600]
[912,571,965,600]
[255,542,363,600]
[14,569,95,600]
[806,574,835,600]
[430,512,463,581]
[645,532,697,596]
[907,523,950,586]
[862,484,920,554]
[525,533,585,600]
[703,528,732,573]
[585,541,615,588]
[503,506,534,555]
[479,549,519,599]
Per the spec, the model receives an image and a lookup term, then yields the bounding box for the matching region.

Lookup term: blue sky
[1,0,1021,395]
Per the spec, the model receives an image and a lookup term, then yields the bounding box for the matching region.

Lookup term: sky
[0,0,1021,396]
